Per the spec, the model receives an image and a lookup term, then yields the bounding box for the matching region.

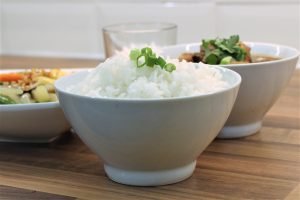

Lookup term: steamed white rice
[68,55,229,99]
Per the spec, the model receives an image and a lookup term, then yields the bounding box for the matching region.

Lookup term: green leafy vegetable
[129,47,176,72]
[0,94,16,104]
[205,54,218,65]
[201,35,248,65]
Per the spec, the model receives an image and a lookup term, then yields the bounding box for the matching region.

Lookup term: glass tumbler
[102,22,177,58]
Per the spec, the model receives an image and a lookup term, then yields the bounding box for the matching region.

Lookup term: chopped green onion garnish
[156,57,167,68]
[129,48,141,61]
[164,63,176,72]
[137,55,146,68]
[147,55,157,67]
[141,47,152,55]
[129,47,176,72]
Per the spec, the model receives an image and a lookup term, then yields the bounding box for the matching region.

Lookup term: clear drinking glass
[102,22,177,58]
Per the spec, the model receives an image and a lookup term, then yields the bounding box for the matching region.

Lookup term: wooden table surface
[0,56,299,200]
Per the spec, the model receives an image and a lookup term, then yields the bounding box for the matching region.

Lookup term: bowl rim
[0,101,60,111]
[162,41,300,68]
[55,65,241,103]
[102,22,177,33]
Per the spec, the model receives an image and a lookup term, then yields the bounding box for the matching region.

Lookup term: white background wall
[0,0,299,59]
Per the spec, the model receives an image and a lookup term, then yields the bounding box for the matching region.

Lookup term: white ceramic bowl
[55,66,241,186]
[162,42,299,138]
[0,102,71,142]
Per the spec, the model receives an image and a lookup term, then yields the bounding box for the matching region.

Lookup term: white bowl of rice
[55,52,241,186]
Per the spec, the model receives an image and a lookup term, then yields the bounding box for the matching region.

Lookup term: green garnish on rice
[130,47,176,72]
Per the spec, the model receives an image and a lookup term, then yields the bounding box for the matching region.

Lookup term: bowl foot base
[218,121,262,139]
[104,161,196,186]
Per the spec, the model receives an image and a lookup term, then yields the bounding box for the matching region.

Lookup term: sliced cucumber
[0,86,23,103]
[44,83,55,93]
[49,93,58,102]
[20,93,35,104]
[32,85,50,102]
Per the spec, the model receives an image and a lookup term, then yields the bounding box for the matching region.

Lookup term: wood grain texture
[0,56,299,200]
[0,185,75,200]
